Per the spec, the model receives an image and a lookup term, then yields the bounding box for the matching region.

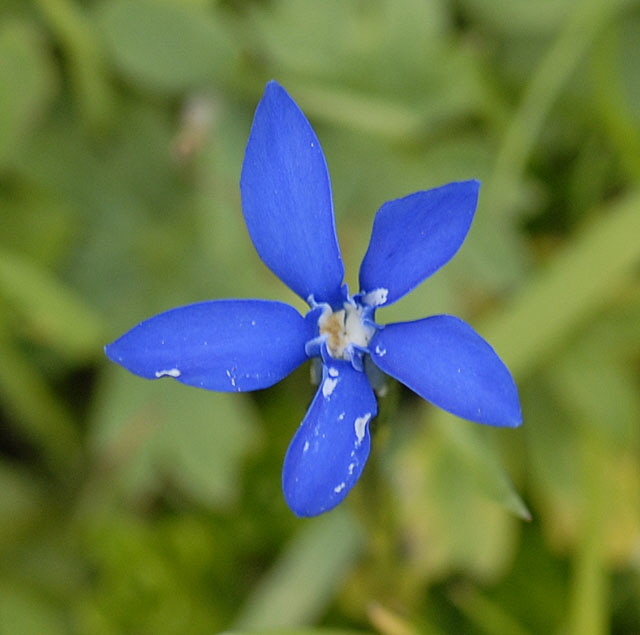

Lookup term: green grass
[1,0,639,633]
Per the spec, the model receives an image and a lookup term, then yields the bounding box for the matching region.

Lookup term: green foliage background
[1,0,640,633]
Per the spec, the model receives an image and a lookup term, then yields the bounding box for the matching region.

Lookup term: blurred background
[1,0,640,633]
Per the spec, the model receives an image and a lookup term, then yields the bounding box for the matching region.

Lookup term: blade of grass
[484,0,624,221]
[0,318,81,471]
[480,189,640,379]
[232,508,363,630]
[35,0,114,130]
[0,249,105,362]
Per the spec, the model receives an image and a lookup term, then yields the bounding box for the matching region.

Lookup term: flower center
[318,303,375,360]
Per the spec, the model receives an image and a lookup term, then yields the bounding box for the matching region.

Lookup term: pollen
[318,303,375,360]
[319,308,347,356]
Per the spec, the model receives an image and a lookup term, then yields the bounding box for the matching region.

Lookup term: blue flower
[105,81,522,517]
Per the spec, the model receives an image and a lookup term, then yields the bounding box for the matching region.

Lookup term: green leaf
[524,373,640,563]
[0,583,67,635]
[157,386,262,508]
[223,630,368,635]
[0,185,77,268]
[480,189,640,379]
[232,508,364,630]
[96,0,238,93]
[0,319,81,469]
[36,0,115,129]
[91,367,262,508]
[522,378,584,545]
[0,249,105,362]
[0,18,57,167]
[617,12,640,127]
[0,462,44,550]
[250,0,448,98]
[590,21,640,180]
[474,0,624,287]
[552,353,640,447]
[386,409,525,582]
[459,0,580,35]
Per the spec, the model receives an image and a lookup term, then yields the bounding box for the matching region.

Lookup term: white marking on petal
[363,288,388,307]
[347,462,355,475]
[225,369,237,388]
[328,367,339,377]
[354,413,371,445]
[334,482,346,493]
[322,376,338,398]
[374,345,386,357]
[338,412,346,421]
[303,441,309,453]
[155,368,181,378]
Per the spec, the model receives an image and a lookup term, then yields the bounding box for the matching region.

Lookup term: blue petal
[240,81,344,306]
[105,300,313,392]
[282,361,377,517]
[370,315,521,426]
[358,181,480,307]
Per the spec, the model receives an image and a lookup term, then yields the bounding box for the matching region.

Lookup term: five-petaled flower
[105,81,522,517]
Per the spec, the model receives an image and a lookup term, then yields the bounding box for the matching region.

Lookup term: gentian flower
[105,81,522,517]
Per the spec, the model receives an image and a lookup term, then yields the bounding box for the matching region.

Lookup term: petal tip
[262,79,287,102]
[504,406,524,429]
[455,178,481,197]
[104,339,121,363]
[358,181,482,305]
[474,385,523,428]
[283,473,346,517]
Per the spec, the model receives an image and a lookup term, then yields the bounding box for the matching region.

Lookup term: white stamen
[155,368,181,378]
